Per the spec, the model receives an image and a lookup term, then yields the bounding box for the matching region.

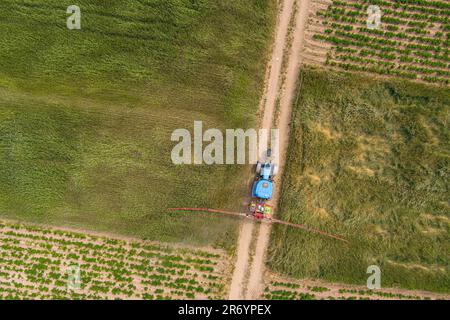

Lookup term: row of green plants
[329,1,449,24]
[0,221,229,300]
[339,0,450,13]
[264,280,432,300]
[312,0,449,85]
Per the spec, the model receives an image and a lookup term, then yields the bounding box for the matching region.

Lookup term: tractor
[249,149,277,219]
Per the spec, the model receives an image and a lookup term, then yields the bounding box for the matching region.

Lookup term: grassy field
[0,0,276,249]
[269,67,449,293]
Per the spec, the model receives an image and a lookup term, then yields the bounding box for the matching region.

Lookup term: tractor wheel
[271,164,278,177]
[256,162,262,174]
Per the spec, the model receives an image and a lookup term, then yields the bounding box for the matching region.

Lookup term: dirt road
[228,0,311,300]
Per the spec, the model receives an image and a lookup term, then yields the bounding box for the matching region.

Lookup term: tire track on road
[245,0,311,300]
[228,0,311,300]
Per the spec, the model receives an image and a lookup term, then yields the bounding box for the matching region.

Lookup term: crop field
[0,0,276,247]
[0,220,231,299]
[302,0,450,85]
[269,67,449,293]
[263,273,449,300]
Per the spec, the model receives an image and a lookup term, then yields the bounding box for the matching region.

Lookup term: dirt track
[228,0,311,300]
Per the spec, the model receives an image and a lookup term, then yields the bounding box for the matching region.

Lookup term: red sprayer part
[168,208,348,243]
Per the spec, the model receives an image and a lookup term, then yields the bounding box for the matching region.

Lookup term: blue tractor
[251,149,278,200]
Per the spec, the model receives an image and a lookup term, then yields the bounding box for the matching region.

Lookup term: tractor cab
[260,163,272,180]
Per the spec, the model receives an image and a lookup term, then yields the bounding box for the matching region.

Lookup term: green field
[0,220,230,300]
[312,0,450,85]
[269,68,449,293]
[0,0,276,248]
